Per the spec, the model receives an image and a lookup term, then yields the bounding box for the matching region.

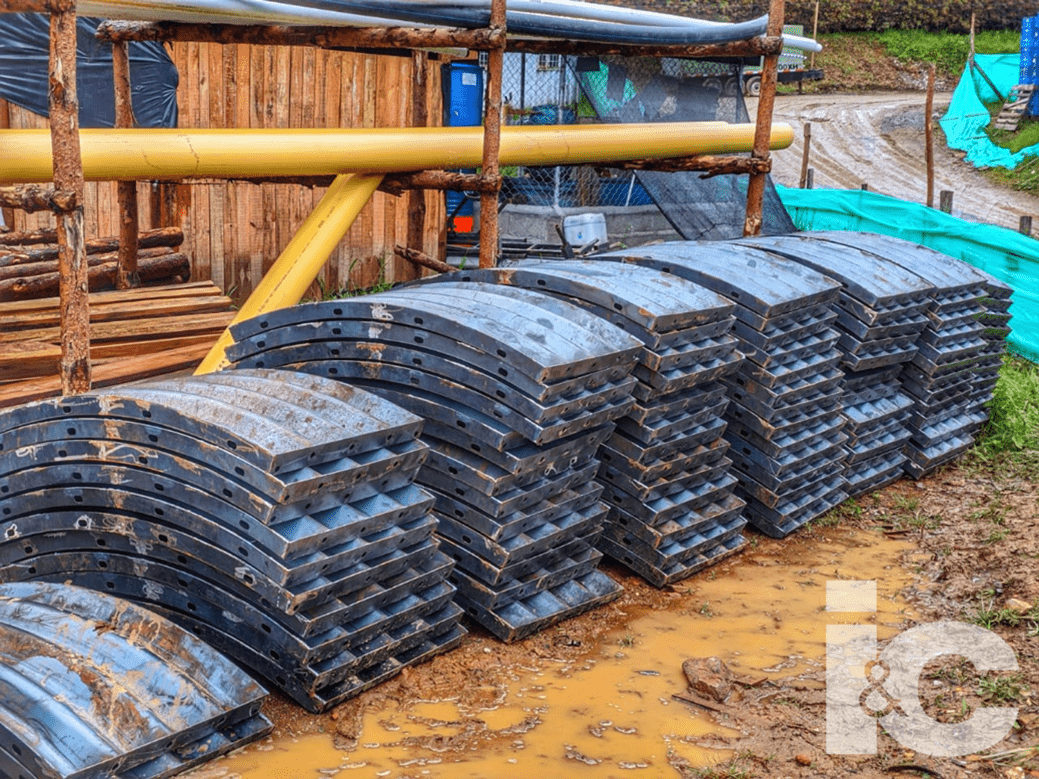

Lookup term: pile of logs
[0,226,190,301]
[0,224,235,407]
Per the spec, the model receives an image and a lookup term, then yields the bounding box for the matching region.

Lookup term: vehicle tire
[744,75,762,97]
[704,77,723,92]
[722,76,739,96]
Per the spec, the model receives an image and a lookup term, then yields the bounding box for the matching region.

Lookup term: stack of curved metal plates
[735,235,934,496]
[0,370,463,712]
[226,285,640,642]
[810,232,992,478]
[417,261,748,587]
[0,581,271,779]
[972,272,1014,422]
[599,241,847,537]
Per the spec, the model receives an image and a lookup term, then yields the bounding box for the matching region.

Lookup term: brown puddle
[185,527,914,778]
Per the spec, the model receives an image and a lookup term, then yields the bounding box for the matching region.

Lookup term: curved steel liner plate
[0,581,269,779]
[736,235,935,307]
[230,285,640,383]
[598,241,842,318]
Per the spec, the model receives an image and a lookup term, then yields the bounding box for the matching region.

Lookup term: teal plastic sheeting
[939,53,1039,169]
[777,185,1039,361]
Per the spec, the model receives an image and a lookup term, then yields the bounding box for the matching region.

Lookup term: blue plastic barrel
[441,62,485,233]
[442,62,484,127]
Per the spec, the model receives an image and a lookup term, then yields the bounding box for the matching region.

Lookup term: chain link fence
[497,52,794,240]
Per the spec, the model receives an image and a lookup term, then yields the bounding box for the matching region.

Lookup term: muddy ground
[250,452,1039,779]
[762,91,1039,233]
[214,74,1039,779]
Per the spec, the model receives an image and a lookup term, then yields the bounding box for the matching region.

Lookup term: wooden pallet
[0,281,235,408]
[994,84,1036,131]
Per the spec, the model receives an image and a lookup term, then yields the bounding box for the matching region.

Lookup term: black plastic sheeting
[574,56,795,241]
[0,13,178,128]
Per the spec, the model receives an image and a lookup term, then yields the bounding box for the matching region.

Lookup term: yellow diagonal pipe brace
[0,123,793,182]
[195,173,383,374]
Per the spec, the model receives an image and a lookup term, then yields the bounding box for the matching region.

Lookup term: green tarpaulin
[777,185,1039,361]
[939,53,1039,169]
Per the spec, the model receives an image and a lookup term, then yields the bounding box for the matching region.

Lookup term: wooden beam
[49,2,91,394]
[381,170,501,196]
[613,155,772,176]
[743,0,783,237]
[0,185,76,212]
[505,36,783,59]
[96,20,503,51]
[479,0,506,269]
[112,39,140,289]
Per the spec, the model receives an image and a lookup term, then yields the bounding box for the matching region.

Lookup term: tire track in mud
[760,91,1039,233]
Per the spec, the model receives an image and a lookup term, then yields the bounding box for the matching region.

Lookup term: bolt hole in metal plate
[0,371,463,714]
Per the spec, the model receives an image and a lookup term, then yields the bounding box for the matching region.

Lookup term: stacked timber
[0,227,189,301]
[736,235,933,496]
[0,281,235,408]
[810,232,994,478]
[417,262,747,587]
[225,284,641,641]
[0,370,464,712]
[599,242,848,538]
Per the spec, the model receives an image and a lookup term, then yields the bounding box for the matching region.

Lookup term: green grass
[978,354,1039,457]
[875,29,1020,75]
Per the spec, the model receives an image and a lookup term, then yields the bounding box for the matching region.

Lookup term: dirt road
[759,91,1039,233]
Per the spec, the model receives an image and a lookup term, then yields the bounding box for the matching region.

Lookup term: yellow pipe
[195,172,383,374]
[0,123,794,183]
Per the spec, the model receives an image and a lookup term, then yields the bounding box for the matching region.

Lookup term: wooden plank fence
[0,43,445,303]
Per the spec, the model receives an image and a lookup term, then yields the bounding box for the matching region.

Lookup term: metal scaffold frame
[8,0,787,386]
[0,0,90,396]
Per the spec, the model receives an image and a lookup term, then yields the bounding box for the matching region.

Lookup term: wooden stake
[810,0,820,70]
[743,0,783,237]
[799,122,812,188]
[1020,215,1032,236]
[925,63,936,208]
[49,0,90,395]
[394,244,453,274]
[113,39,140,290]
[479,0,506,268]
[806,168,814,189]
[402,50,429,282]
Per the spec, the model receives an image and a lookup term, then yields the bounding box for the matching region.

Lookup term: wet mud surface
[183,455,1039,779]
[764,91,1039,234]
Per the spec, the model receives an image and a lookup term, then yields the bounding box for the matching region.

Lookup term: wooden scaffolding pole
[743,0,783,237]
[48,0,91,394]
[112,39,140,289]
[478,0,506,268]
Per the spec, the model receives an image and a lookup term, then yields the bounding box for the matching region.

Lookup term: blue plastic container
[442,62,484,231]
[442,62,484,127]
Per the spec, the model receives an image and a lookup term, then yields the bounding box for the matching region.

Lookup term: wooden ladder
[994,84,1036,131]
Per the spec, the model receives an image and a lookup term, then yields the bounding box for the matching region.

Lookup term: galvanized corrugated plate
[0,581,270,779]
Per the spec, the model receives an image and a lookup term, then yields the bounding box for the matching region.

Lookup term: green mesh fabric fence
[940,53,1038,169]
[777,185,1039,361]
